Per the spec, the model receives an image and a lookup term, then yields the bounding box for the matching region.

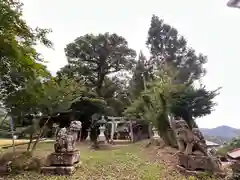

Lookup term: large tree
[0,0,52,102]
[59,33,136,96]
[146,15,207,83]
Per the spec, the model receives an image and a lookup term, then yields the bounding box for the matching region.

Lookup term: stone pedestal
[178,152,222,172]
[41,165,77,175]
[41,150,80,175]
[231,161,240,178]
[0,163,10,175]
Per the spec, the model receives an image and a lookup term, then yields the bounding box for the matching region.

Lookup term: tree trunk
[90,127,99,149]
[27,134,33,151]
[31,117,50,152]
[96,73,105,97]
[0,113,8,128]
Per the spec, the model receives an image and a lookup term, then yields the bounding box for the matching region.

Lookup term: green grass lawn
[0,142,213,180]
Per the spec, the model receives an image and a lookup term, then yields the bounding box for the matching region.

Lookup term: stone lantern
[98,125,106,142]
[152,127,160,139]
[97,116,107,143]
[86,128,91,141]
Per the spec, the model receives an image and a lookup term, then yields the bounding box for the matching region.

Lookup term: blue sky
[22,0,240,128]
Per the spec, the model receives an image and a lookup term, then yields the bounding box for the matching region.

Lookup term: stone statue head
[69,121,82,132]
[175,120,189,134]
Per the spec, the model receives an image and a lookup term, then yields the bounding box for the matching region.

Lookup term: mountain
[200,125,240,144]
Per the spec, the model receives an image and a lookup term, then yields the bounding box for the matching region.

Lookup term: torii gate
[105,116,134,142]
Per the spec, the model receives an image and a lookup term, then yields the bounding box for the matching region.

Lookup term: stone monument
[173,120,223,175]
[41,120,82,175]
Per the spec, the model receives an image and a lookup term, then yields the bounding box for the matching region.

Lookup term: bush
[0,151,44,174]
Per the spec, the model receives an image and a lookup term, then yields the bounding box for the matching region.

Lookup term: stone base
[48,150,80,166]
[40,163,79,175]
[178,152,222,172]
[231,161,240,173]
[176,165,226,178]
[0,165,10,175]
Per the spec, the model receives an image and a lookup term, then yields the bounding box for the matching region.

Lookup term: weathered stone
[176,164,226,178]
[174,120,208,156]
[41,165,77,175]
[178,152,222,172]
[231,160,240,175]
[48,151,80,166]
[172,119,224,174]
[0,165,9,175]
[54,121,82,153]
[41,120,82,175]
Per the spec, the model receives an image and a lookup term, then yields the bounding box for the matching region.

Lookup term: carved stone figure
[173,119,223,174]
[41,120,82,175]
[54,121,82,153]
[175,120,207,156]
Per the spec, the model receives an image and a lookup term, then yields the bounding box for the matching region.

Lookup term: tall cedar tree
[146,15,207,83]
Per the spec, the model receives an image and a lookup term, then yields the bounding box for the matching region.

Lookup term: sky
[21,0,240,128]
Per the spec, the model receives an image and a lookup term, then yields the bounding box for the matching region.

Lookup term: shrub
[0,151,44,174]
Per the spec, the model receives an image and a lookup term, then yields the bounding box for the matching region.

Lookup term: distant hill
[200,125,240,144]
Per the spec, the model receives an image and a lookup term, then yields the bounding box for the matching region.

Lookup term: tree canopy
[146,15,207,83]
[0,1,220,148]
[58,33,136,96]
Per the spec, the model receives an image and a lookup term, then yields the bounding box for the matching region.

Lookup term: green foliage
[0,0,52,107]
[217,137,240,156]
[5,76,88,126]
[59,33,136,96]
[129,51,153,99]
[146,15,207,83]
[125,68,183,145]
[101,77,131,116]
[125,67,184,118]
[170,86,220,127]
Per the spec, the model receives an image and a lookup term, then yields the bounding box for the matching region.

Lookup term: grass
[0,139,30,147]
[0,141,214,180]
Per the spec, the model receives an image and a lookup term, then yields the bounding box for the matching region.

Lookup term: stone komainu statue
[54,121,82,153]
[173,119,223,173]
[174,120,208,156]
